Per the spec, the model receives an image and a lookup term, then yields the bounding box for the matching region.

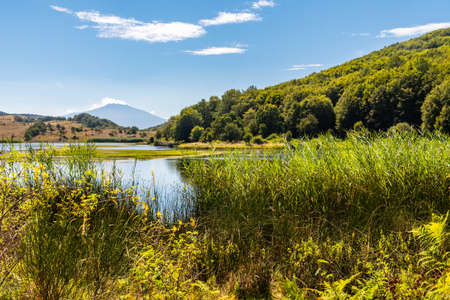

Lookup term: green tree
[211,114,233,140]
[335,86,365,132]
[223,123,243,142]
[298,95,335,134]
[200,128,214,142]
[421,79,449,133]
[366,85,396,130]
[256,104,283,137]
[189,126,205,142]
[218,89,241,115]
[174,108,203,141]
[297,114,319,136]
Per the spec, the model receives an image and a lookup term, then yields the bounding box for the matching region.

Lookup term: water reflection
[99,158,193,220]
[1,143,172,151]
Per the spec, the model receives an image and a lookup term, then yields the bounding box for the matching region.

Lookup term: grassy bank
[177,141,285,150]
[0,132,448,299]
[0,145,208,160]
[92,149,206,159]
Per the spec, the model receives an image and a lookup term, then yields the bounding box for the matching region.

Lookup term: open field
[0,115,155,142]
[0,132,448,299]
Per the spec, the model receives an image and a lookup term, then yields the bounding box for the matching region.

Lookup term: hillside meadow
[0,131,448,299]
[0,114,155,143]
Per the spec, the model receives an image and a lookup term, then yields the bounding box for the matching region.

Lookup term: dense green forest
[160,29,449,142]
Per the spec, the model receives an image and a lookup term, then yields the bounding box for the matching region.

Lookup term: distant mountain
[0,111,7,116]
[67,104,166,129]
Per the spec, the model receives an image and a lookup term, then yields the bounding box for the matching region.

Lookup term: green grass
[93,149,208,159]
[184,131,449,297]
[86,137,146,143]
[177,141,286,150]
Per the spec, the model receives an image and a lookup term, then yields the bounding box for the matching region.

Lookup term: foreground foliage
[0,133,448,299]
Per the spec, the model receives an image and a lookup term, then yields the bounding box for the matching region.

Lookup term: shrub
[251,135,265,145]
[243,131,253,144]
[24,121,47,141]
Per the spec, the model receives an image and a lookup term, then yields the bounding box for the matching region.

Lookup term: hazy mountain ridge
[67,104,166,129]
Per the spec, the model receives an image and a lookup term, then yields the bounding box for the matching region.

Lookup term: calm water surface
[1,143,192,219]
[2,143,173,151]
[99,158,192,219]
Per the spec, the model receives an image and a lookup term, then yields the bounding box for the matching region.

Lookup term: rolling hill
[67,104,166,129]
[160,28,450,142]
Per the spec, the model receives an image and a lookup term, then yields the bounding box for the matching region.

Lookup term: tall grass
[0,134,448,299]
[185,131,449,297]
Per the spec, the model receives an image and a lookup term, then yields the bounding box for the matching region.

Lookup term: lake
[1,142,193,219]
[99,157,193,220]
[1,142,173,151]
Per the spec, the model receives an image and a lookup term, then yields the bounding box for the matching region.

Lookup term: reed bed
[185,131,449,297]
[0,133,448,299]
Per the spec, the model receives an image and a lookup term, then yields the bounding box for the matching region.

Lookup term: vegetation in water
[0,132,448,299]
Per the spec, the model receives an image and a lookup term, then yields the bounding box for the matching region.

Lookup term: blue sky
[0,0,449,118]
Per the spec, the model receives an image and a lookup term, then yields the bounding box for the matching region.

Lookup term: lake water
[99,157,193,220]
[1,143,193,219]
[1,142,173,151]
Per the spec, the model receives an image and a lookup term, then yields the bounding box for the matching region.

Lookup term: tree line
[159,28,449,143]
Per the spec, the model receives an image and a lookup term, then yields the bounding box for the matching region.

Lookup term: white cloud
[89,98,128,110]
[75,25,89,30]
[378,22,450,38]
[186,46,247,56]
[50,6,206,43]
[288,64,323,71]
[199,12,261,26]
[252,0,275,9]
[50,5,72,14]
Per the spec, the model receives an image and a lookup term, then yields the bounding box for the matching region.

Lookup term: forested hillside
[160,28,450,142]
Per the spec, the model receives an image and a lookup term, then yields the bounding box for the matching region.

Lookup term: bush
[285,130,292,142]
[127,127,138,135]
[266,133,279,141]
[388,122,415,134]
[251,135,265,145]
[24,121,47,141]
[243,131,253,144]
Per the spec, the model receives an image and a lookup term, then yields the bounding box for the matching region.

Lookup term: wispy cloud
[50,6,206,43]
[50,5,72,14]
[66,97,128,115]
[75,25,89,30]
[378,22,450,38]
[252,0,275,9]
[199,12,261,26]
[288,64,323,71]
[352,32,370,37]
[186,46,247,56]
